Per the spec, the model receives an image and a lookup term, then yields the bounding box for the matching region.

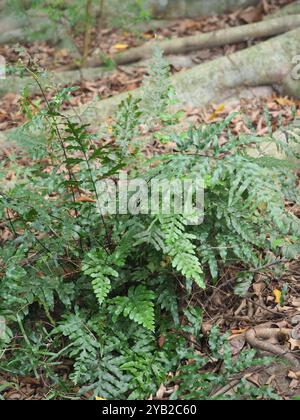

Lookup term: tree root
[1,29,300,154]
[63,14,300,70]
[245,327,300,368]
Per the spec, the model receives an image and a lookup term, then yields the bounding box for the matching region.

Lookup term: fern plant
[0,48,299,400]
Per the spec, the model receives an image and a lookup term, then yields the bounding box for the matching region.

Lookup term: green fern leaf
[109,285,155,331]
[82,250,119,306]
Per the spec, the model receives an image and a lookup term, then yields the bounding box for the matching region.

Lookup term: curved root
[245,327,300,368]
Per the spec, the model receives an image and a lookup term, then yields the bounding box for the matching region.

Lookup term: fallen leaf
[292,324,300,340]
[288,371,300,380]
[208,103,225,121]
[245,373,261,387]
[229,335,246,356]
[266,375,276,386]
[113,43,129,51]
[274,97,296,107]
[230,328,248,335]
[289,379,299,390]
[158,335,165,348]
[238,5,263,23]
[289,338,300,351]
[292,315,300,325]
[253,281,265,296]
[292,298,300,308]
[75,196,96,203]
[273,289,282,305]
[156,383,167,399]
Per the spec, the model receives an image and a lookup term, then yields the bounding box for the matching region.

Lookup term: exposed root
[245,327,300,368]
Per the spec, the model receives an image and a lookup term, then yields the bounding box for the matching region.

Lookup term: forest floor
[0,0,300,400]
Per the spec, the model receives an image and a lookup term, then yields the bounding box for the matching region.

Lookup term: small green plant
[0,49,299,399]
[110,0,151,33]
[171,325,280,401]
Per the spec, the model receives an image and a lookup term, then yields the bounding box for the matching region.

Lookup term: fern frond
[82,249,119,306]
[159,216,205,290]
[109,285,155,331]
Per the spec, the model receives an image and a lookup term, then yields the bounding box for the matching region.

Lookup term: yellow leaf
[108,125,113,135]
[143,33,154,39]
[113,43,129,51]
[96,396,106,400]
[274,97,295,107]
[273,289,282,304]
[208,103,225,121]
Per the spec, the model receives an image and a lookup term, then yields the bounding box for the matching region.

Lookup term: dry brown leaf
[229,335,246,356]
[75,196,96,203]
[288,371,300,380]
[253,281,265,296]
[266,374,276,386]
[156,383,167,400]
[289,338,300,351]
[158,335,165,348]
[289,379,299,390]
[292,298,300,308]
[238,5,263,23]
[274,97,297,107]
[230,328,248,335]
[245,373,261,387]
[292,325,300,340]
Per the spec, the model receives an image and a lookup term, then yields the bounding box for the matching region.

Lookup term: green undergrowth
[0,49,299,400]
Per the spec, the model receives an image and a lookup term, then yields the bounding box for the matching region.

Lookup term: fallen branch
[68,14,300,69]
[245,327,300,368]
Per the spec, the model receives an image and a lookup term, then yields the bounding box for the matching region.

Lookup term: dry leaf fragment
[158,335,165,348]
[156,383,167,400]
[292,298,300,308]
[253,281,265,296]
[75,196,96,203]
[208,103,225,121]
[289,338,300,351]
[292,324,300,340]
[230,328,248,335]
[113,43,129,51]
[229,335,246,356]
[274,97,296,107]
[288,371,300,380]
[273,289,282,305]
[289,379,299,390]
[238,5,263,23]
